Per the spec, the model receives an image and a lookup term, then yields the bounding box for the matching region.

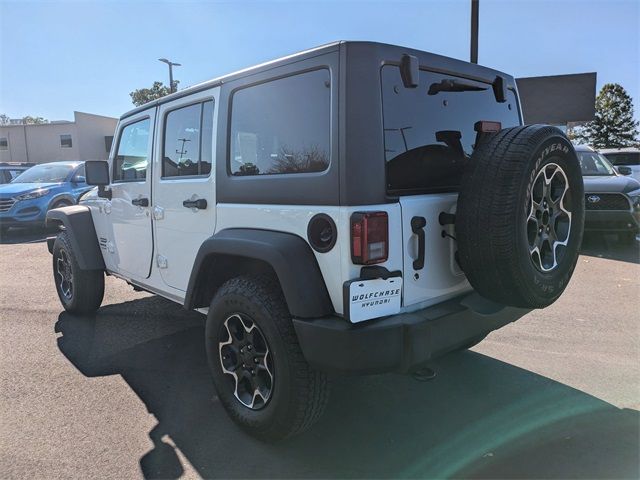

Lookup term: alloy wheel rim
[526,162,572,272]
[56,249,73,300]
[218,314,274,410]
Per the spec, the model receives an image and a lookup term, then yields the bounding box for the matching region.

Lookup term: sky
[1,0,638,122]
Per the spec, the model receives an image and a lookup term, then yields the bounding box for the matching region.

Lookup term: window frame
[60,134,73,148]
[112,115,152,184]
[161,98,215,180]
[226,67,332,178]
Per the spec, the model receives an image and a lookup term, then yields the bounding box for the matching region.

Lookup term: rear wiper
[428,79,487,95]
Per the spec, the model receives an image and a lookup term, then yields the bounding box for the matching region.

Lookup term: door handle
[182,198,207,210]
[131,197,149,207]
[411,216,426,270]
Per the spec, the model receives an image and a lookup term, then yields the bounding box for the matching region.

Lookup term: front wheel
[206,274,329,441]
[52,231,105,314]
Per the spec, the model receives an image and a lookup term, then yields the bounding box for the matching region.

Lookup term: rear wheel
[206,274,329,441]
[456,125,585,308]
[52,231,104,314]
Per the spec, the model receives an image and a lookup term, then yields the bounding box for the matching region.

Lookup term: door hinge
[156,254,168,269]
[153,206,164,220]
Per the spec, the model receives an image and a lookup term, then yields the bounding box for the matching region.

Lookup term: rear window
[382,66,521,194]
[603,152,639,166]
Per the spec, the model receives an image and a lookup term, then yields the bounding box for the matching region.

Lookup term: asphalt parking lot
[0,228,638,479]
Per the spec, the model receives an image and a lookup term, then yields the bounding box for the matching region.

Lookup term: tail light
[351,211,388,265]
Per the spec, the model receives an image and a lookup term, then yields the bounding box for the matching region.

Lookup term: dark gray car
[575,144,640,242]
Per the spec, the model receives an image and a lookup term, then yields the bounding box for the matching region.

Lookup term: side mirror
[84,161,111,199]
[85,160,110,185]
[72,175,86,184]
[617,166,632,176]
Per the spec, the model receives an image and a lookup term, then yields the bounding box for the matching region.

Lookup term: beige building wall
[0,112,117,164]
[0,126,28,162]
[75,112,117,161]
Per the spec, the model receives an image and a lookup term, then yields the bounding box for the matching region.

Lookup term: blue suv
[0,161,92,234]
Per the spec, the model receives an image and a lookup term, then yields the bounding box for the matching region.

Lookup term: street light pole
[470,0,479,64]
[158,58,181,93]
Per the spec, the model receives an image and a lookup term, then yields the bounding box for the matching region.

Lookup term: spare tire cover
[456,125,584,308]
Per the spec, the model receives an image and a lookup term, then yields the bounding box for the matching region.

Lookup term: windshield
[12,163,74,183]
[381,66,520,194]
[577,151,615,176]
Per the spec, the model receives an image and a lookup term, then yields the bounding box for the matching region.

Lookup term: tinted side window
[229,69,331,176]
[605,152,640,166]
[113,118,151,182]
[382,66,520,194]
[163,101,213,177]
[74,165,86,181]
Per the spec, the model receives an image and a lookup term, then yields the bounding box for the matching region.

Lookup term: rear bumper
[293,293,529,375]
[584,210,640,232]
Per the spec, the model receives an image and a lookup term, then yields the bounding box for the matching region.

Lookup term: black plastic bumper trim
[293,292,529,375]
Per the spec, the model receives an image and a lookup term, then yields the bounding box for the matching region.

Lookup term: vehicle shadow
[0,226,50,244]
[55,296,639,479]
[580,232,639,264]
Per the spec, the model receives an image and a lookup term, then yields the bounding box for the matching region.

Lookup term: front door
[108,112,155,279]
[152,89,218,291]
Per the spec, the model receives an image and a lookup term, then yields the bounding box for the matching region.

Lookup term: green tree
[581,83,639,148]
[129,80,178,107]
[21,115,48,124]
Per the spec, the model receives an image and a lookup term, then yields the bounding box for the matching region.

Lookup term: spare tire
[456,125,584,308]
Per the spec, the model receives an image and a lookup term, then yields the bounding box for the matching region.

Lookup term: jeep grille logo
[587,195,601,203]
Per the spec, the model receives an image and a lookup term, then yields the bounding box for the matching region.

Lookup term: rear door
[152,89,218,291]
[381,65,522,307]
[108,112,155,279]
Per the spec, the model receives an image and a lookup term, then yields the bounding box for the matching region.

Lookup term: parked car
[600,147,640,182]
[575,145,640,242]
[46,41,585,440]
[0,162,35,184]
[0,161,91,235]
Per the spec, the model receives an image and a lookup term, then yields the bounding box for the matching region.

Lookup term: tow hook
[412,366,437,382]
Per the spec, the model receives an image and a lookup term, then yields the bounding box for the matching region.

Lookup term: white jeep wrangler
[47,41,584,440]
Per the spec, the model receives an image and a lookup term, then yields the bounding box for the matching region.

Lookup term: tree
[580,83,639,148]
[0,114,48,125]
[21,116,48,124]
[129,80,178,107]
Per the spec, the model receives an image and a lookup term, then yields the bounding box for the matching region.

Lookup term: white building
[0,111,117,164]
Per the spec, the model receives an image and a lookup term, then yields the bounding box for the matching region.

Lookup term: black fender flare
[184,229,334,319]
[46,205,105,270]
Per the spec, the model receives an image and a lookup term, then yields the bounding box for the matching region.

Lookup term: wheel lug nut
[254,358,259,364]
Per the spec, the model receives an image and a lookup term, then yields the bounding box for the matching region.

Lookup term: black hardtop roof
[121,40,516,120]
